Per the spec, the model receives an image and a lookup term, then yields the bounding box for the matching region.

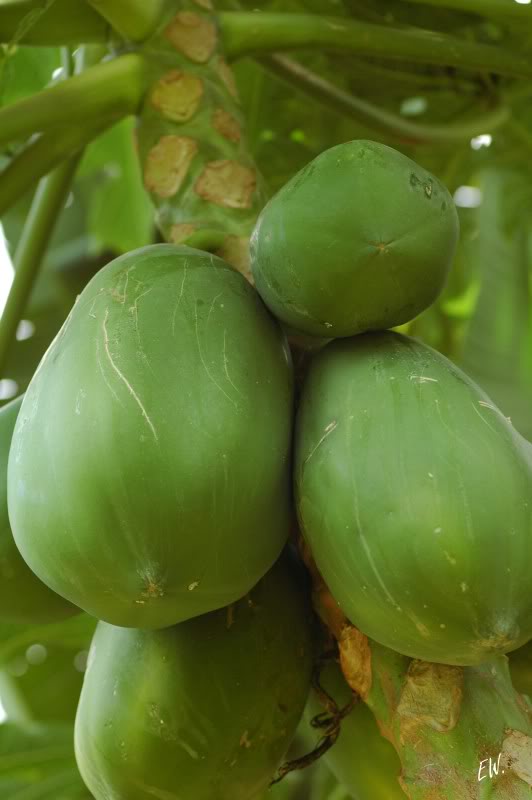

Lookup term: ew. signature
[478,753,504,782]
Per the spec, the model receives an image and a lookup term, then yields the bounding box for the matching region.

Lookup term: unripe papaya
[8,244,293,629]
[0,396,77,624]
[295,331,532,665]
[75,557,314,800]
[250,140,459,337]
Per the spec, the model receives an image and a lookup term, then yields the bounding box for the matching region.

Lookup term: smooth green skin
[8,244,294,629]
[295,331,532,665]
[0,396,77,624]
[303,662,405,800]
[75,557,314,800]
[250,139,459,338]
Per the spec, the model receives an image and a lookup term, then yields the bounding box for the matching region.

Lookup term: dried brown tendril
[269,648,357,786]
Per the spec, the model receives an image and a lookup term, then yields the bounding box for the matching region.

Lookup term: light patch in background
[0,224,14,317]
[470,134,492,150]
[453,185,483,208]
[400,96,428,117]
[16,319,35,341]
[26,643,48,666]
[0,380,18,400]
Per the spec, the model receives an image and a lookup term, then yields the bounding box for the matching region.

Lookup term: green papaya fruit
[0,396,77,624]
[250,140,459,338]
[295,331,532,665]
[303,661,406,800]
[8,244,293,629]
[75,557,314,800]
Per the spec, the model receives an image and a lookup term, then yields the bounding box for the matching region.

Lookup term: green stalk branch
[0,116,114,218]
[220,12,532,78]
[400,0,532,20]
[0,0,108,45]
[0,53,149,151]
[86,0,166,42]
[0,157,81,376]
[260,54,510,144]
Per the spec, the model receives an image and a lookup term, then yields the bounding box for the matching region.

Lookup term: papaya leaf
[4,0,57,48]
[0,46,60,109]
[0,722,91,799]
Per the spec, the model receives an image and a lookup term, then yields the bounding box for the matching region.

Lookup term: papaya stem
[0,157,81,377]
[0,53,149,152]
[0,0,109,45]
[259,54,510,144]
[0,46,109,376]
[86,0,167,42]
[220,12,532,78]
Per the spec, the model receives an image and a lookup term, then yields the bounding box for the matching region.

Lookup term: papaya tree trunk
[132,0,266,278]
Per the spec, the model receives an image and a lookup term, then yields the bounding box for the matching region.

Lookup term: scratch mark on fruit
[206,292,223,327]
[188,581,199,591]
[410,374,438,384]
[304,420,338,465]
[113,265,135,305]
[444,551,457,566]
[129,287,154,372]
[471,401,498,435]
[171,263,188,336]
[360,533,402,611]
[194,304,237,407]
[102,309,158,442]
[222,329,244,399]
[478,400,497,411]
[130,287,153,322]
[96,336,122,405]
[75,389,86,415]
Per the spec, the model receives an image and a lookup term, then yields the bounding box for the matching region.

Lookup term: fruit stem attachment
[85,0,167,42]
[0,53,149,152]
[259,54,510,144]
[220,12,532,78]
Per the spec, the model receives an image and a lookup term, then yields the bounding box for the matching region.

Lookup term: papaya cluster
[4,140,532,799]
